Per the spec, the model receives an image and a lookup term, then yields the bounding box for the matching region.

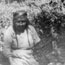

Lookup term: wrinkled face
[13,18,28,33]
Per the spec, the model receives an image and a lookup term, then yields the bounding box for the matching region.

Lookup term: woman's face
[13,12,29,33]
[13,19,27,33]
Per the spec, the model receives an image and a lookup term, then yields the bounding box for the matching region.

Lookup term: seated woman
[3,10,41,65]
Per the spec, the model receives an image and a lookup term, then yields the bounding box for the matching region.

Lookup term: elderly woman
[3,10,41,65]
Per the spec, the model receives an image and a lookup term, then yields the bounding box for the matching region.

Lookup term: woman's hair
[13,10,30,32]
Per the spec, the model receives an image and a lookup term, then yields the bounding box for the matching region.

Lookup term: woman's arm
[29,25,41,45]
[3,27,12,58]
[3,27,20,58]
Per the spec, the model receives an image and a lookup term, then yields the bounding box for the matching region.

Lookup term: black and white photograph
[0,0,65,65]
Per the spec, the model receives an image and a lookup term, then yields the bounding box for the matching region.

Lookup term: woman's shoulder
[4,26,14,35]
[28,25,36,32]
[28,25,35,28]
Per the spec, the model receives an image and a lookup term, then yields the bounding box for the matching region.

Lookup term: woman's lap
[9,50,39,65]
